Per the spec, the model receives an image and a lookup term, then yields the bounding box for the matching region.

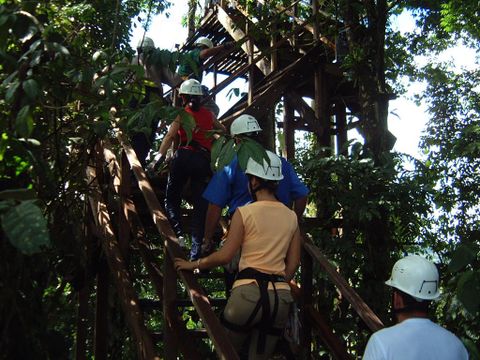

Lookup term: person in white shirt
[363,255,469,360]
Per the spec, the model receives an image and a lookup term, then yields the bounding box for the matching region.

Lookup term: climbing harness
[221,267,286,354]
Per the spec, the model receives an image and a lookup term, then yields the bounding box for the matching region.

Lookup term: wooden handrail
[115,131,240,360]
[303,235,384,332]
[86,145,160,360]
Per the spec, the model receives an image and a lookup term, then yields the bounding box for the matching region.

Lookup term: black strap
[235,268,286,354]
[179,139,210,154]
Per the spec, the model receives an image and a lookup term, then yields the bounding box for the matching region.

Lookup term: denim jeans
[164,147,211,260]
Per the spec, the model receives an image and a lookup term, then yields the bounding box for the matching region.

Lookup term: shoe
[177,236,186,248]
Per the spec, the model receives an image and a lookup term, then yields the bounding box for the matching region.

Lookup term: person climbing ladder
[175,151,301,359]
[148,78,225,260]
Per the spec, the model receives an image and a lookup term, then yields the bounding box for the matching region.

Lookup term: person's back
[203,155,308,216]
[363,255,469,360]
[236,201,297,280]
[363,318,469,360]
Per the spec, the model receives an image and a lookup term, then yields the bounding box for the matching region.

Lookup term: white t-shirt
[363,318,469,360]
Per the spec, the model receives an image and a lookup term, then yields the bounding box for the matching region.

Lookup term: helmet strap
[248,176,267,201]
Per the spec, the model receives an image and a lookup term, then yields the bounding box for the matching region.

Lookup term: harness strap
[232,268,286,354]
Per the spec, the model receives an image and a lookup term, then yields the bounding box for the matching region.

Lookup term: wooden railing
[84,134,239,359]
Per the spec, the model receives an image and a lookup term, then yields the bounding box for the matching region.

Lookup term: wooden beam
[300,248,313,359]
[303,236,384,332]
[87,149,160,360]
[283,95,295,161]
[257,0,336,50]
[306,305,353,360]
[94,258,109,360]
[164,246,178,359]
[223,44,325,123]
[216,5,271,75]
[116,131,239,360]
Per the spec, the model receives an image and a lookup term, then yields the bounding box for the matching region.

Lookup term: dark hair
[182,94,201,112]
[395,289,430,313]
[247,174,279,194]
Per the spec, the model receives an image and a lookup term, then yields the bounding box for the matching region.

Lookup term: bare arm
[284,226,301,281]
[203,203,223,246]
[293,195,308,220]
[158,116,181,156]
[213,118,227,133]
[175,209,244,271]
[199,44,230,60]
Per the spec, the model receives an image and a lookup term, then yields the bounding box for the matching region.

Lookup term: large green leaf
[179,111,195,144]
[237,138,268,171]
[0,200,51,255]
[456,270,480,315]
[216,138,236,171]
[210,135,227,171]
[15,105,34,138]
[449,243,478,272]
[22,78,39,101]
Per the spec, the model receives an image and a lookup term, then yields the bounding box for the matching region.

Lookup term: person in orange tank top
[175,151,301,359]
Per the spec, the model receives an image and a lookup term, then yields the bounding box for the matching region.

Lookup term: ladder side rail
[303,235,384,332]
[116,131,240,360]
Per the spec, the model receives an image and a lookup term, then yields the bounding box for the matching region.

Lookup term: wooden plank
[216,5,271,75]
[87,153,160,360]
[207,19,311,114]
[164,246,178,359]
[75,285,89,360]
[300,248,313,359]
[303,238,384,332]
[306,305,353,360]
[283,96,295,161]
[289,92,321,135]
[94,258,109,360]
[102,142,202,360]
[116,132,240,360]
[257,0,336,50]
[227,44,325,122]
[335,102,348,155]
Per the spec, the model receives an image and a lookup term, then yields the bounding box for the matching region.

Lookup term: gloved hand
[146,153,165,175]
[223,41,236,51]
[201,239,214,256]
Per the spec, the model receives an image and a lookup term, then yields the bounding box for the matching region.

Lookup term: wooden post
[118,152,131,262]
[301,249,313,359]
[283,96,295,161]
[247,24,254,105]
[335,102,348,156]
[271,21,278,72]
[163,244,178,359]
[94,258,109,360]
[75,286,89,360]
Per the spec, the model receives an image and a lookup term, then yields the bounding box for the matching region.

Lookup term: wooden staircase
[78,132,384,359]
[76,2,387,359]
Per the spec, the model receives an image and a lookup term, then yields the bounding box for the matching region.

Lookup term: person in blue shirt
[202,114,309,254]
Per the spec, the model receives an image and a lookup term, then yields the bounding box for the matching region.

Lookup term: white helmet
[195,36,214,49]
[385,255,441,301]
[230,114,262,136]
[137,37,155,49]
[245,150,283,181]
[179,79,203,96]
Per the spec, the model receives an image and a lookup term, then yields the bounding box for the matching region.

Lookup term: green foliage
[210,135,268,172]
[0,0,170,358]
[296,140,435,355]
[0,198,51,255]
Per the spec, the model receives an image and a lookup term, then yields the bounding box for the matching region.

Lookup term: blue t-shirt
[203,156,309,215]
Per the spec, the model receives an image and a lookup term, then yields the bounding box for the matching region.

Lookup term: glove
[201,239,214,256]
[146,153,165,175]
[223,41,236,51]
